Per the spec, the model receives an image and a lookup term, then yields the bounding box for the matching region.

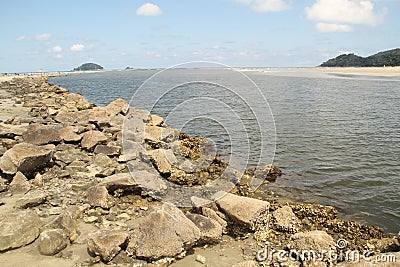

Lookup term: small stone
[38,229,69,256]
[94,145,121,156]
[81,130,107,150]
[196,254,206,264]
[86,186,113,209]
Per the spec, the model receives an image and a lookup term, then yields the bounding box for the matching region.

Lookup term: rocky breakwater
[0,77,398,267]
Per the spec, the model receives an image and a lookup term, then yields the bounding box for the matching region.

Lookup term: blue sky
[1,0,399,72]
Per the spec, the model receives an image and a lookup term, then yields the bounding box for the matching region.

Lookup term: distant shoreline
[308,66,400,77]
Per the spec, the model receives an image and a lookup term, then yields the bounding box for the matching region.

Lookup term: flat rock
[87,230,129,262]
[98,172,138,192]
[59,126,82,142]
[0,142,54,175]
[22,124,62,145]
[53,149,90,164]
[0,210,41,251]
[81,130,107,150]
[147,149,176,174]
[94,145,121,156]
[127,204,200,260]
[38,229,69,256]
[214,192,270,229]
[66,93,93,110]
[16,189,47,209]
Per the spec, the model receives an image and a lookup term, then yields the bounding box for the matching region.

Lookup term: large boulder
[22,124,62,145]
[0,210,41,251]
[87,230,129,262]
[126,204,200,260]
[0,142,55,175]
[214,192,270,230]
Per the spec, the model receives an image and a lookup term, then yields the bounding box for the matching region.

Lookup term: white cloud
[237,0,289,12]
[35,33,52,41]
[55,54,63,59]
[305,0,386,26]
[16,35,30,41]
[136,3,162,16]
[316,22,353,32]
[70,44,85,51]
[49,46,62,53]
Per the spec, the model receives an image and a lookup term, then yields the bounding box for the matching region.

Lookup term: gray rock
[22,124,62,145]
[94,145,121,156]
[86,186,113,209]
[272,206,301,233]
[16,189,47,209]
[214,192,270,230]
[87,230,129,262]
[288,230,335,256]
[81,130,107,150]
[98,172,138,192]
[53,149,90,164]
[9,171,30,194]
[186,213,223,244]
[38,229,69,256]
[127,204,200,260]
[0,210,41,251]
[0,142,54,175]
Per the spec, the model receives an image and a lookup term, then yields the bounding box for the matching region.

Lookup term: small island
[321,48,400,67]
[73,63,104,71]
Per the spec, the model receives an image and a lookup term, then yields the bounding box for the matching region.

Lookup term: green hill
[73,63,104,71]
[320,48,400,67]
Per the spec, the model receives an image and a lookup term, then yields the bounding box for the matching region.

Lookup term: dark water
[50,69,400,234]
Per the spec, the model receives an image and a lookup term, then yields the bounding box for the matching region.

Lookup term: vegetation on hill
[73,63,104,71]
[320,48,400,67]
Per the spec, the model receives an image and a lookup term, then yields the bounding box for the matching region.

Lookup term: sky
[0,0,399,72]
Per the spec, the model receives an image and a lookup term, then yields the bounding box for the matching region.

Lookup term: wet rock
[22,124,62,145]
[127,204,200,260]
[272,206,301,233]
[94,145,121,156]
[81,130,107,150]
[38,229,69,256]
[0,142,54,175]
[288,230,335,255]
[86,186,114,209]
[87,230,129,262]
[186,213,223,244]
[367,237,400,253]
[54,149,90,164]
[104,99,129,116]
[247,164,282,182]
[215,192,270,230]
[59,126,82,142]
[9,171,30,194]
[0,210,41,251]
[16,189,47,208]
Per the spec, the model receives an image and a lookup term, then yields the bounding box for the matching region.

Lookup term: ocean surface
[49,68,400,234]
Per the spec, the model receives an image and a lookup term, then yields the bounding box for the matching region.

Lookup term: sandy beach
[308,66,400,77]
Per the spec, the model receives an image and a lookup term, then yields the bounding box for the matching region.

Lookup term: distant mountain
[320,48,400,67]
[73,63,104,71]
